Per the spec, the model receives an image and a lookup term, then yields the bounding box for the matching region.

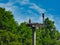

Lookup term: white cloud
[0,0,55,24]
[21,0,29,5]
[29,3,46,14]
[0,0,30,11]
[16,0,29,5]
[0,0,19,11]
[0,3,16,12]
[0,0,46,14]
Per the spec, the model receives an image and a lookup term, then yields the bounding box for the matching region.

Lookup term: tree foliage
[0,7,60,45]
[0,7,18,33]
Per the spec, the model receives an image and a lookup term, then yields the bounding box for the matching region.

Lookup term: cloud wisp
[0,0,54,24]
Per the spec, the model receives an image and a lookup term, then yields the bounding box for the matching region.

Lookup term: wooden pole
[32,27,36,45]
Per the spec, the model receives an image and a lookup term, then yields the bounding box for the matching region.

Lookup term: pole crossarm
[27,23,44,29]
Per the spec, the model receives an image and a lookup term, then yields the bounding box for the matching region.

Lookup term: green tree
[0,7,60,45]
[36,18,60,45]
[0,7,18,33]
[17,22,32,45]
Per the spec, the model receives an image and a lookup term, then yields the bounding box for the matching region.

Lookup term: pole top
[42,13,44,18]
[29,19,31,23]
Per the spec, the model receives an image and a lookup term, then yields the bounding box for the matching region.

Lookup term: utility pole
[32,26,36,45]
[27,13,45,45]
[42,13,44,24]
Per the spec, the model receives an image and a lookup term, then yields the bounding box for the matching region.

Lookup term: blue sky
[0,0,60,31]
